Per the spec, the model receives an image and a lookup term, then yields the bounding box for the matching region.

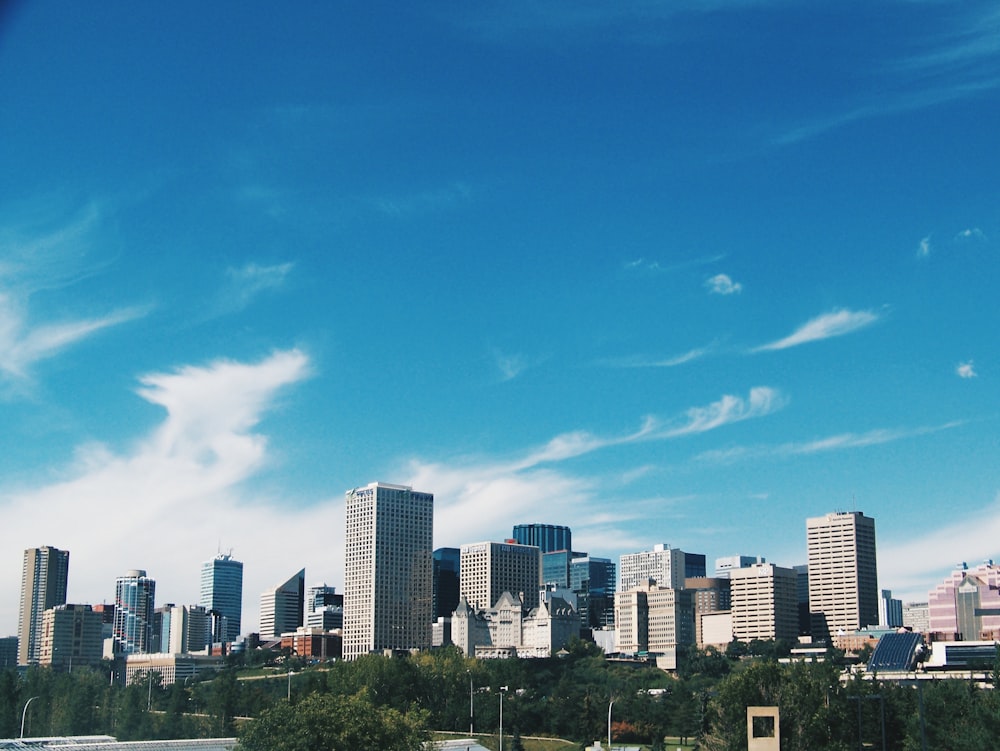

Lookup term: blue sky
[1,1,998,634]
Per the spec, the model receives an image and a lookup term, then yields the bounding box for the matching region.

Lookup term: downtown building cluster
[5,488,998,681]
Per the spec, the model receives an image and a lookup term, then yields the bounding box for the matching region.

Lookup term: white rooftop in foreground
[0,738,236,751]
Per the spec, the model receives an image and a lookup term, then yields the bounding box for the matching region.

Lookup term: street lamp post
[608,697,615,751]
[20,696,39,738]
[467,671,474,735]
[499,686,509,751]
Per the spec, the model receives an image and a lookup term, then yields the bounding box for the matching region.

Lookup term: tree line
[1,639,998,750]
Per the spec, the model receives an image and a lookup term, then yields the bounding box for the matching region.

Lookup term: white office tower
[343,482,433,661]
[806,511,878,640]
[259,569,305,640]
[459,541,541,610]
[18,546,70,665]
[619,544,686,592]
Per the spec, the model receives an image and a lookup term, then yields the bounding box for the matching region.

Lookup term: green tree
[238,690,428,751]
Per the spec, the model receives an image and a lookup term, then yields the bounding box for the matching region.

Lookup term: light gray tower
[17,546,70,665]
[259,569,305,640]
[807,511,878,640]
[200,553,244,642]
[343,482,433,660]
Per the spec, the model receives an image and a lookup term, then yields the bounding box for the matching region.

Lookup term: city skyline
[2,3,999,634]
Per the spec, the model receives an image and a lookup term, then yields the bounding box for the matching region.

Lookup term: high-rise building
[902,602,930,633]
[459,541,541,610]
[511,524,571,554]
[569,555,617,629]
[343,482,433,660]
[714,555,763,579]
[432,549,461,620]
[39,604,104,671]
[114,569,156,654]
[18,546,70,665]
[928,562,1000,639]
[305,583,344,631]
[0,637,17,668]
[615,581,694,670]
[619,544,688,592]
[729,562,799,642]
[806,511,878,639]
[200,553,243,643]
[879,589,903,629]
[259,569,305,640]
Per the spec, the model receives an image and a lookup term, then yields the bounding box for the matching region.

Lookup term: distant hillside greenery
[1,639,999,750]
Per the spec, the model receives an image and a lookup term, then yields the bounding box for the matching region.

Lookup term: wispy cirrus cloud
[0,204,147,388]
[372,182,472,218]
[705,273,742,295]
[491,348,528,382]
[752,308,881,352]
[695,421,964,466]
[624,254,725,274]
[918,235,932,258]
[217,262,295,315]
[405,386,782,556]
[600,343,713,369]
[777,6,1000,145]
[954,227,987,243]
[956,361,977,379]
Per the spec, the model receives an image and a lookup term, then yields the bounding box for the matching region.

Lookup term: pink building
[928,563,1000,640]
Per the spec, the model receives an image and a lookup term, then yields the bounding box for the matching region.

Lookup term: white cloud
[705,273,742,295]
[753,308,881,352]
[879,491,1000,600]
[0,350,316,634]
[918,235,932,258]
[956,361,977,378]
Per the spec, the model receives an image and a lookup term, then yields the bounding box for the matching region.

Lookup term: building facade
[200,553,243,643]
[459,541,541,610]
[114,569,156,655]
[343,482,433,660]
[619,544,688,592]
[38,604,104,671]
[259,569,305,641]
[806,511,878,640]
[615,581,695,670]
[879,589,903,629]
[450,590,579,659]
[432,548,461,620]
[511,524,571,554]
[18,546,70,665]
[729,562,799,642]
[928,562,1000,640]
[570,555,617,628]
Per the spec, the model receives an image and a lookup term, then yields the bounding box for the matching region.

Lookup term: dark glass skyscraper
[432,548,460,619]
[200,553,244,642]
[511,523,571,554]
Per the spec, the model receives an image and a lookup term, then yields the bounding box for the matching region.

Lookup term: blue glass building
[200,553,244,643]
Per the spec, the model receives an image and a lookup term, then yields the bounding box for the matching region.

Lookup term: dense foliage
[0,640,998,750]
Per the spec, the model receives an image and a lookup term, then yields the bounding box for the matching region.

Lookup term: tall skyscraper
[512,524,571,553]
[343,482,433,660]
[569,555,617,628]
[259,569,305,640]
[460,540,541,610]
[114,569,156,654]
[432,548,461,619]
[806,511,878,639]
[200,552,244,642]
[18,546,70,665]
[619,544,688,592]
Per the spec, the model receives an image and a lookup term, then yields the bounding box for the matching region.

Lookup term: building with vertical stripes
[343,482,433,660]
[806,511,878,640]
[17,545,70,665]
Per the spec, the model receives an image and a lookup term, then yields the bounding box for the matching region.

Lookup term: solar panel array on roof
[867,631,923,672]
